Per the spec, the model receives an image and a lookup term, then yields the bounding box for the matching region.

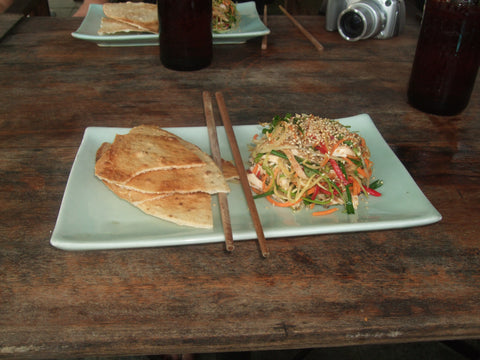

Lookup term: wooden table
[1,7,479,359]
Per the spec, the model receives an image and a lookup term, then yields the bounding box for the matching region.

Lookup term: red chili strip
[329,159,348,185]
[315,144,328,154]
[366,187,382,197]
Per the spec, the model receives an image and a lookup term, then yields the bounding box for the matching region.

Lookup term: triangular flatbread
[221,159,239,181]
[103,181,168,204]
[135,192,213,229]
[95,131,205,184]
[121,165,229,194]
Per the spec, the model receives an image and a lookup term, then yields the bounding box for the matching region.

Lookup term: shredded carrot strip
[344,157,355,167]
[351,178,361,196]
[330,139,345,154]
[261,175,268,191]
[320,155,330,167]
[312,208,339,216]
[266,195,302,208]
[356,167,368,178]
[262,168,279,192]
[364,157,372,169]
[251,187,262,194]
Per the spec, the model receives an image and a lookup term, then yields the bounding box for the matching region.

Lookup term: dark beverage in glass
[407,0,480,116]
[158,0,212,71]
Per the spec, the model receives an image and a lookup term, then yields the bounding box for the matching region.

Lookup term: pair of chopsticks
[202,91,269,258]
[278,5,324,52]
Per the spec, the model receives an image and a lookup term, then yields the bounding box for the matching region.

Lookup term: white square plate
[71,2,270,46]
[50,114,441,251]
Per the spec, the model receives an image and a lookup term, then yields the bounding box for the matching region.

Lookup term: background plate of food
[71,1,270,47]
[50,114,441,251]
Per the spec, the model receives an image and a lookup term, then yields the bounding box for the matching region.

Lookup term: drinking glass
[407,0,480,116]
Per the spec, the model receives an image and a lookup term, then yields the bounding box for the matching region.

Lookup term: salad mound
[247,114,382,215]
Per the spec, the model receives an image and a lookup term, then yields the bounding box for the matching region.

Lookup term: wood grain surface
[0,8,479,360]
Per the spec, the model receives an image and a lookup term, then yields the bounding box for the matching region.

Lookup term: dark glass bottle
[158,0,213,71]
[407,0,480,116]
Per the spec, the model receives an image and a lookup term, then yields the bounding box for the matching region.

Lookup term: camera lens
[337,1,384,41]
[339,12,365,39]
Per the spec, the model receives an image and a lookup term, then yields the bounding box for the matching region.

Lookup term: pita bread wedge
[135,192,213,229]
[120,135,230,194]
[98,17,150,35]
[103,2,158,34]
[103,181,169,204]
[128,124,170,136]
[95,131,205,184]
[96,142,111,162]
[221,159,239,181]
[121,165,229,194]
[117,125,230,193]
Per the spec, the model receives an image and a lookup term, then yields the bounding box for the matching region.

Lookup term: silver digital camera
[325,0,406,41]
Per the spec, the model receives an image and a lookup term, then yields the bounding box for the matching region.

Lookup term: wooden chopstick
[202,91,235,252]
[214,92,270,258]
[261,4,268,50]
[278,5,324,52]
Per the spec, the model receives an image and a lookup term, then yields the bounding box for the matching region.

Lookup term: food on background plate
[247,114,383,215]
[97,1,240,35]
[104,2,158,33]
[212,0,239,33]
[98,17,151,35]
[95,125,235,229]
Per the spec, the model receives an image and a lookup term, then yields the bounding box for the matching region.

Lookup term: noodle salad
[247,114,383,216]
[212,0,239,33]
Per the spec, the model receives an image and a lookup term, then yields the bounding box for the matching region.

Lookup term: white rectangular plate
[71,2,270,47]
[50,114,442,251]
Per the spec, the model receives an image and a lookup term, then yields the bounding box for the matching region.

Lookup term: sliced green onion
[303,197,333,206]
[253,190,274,199]
[344,186,355,214]
[338,161,348,179]
[349,157,362,167]
[369,179,384,190]
[254,152,265,163]
[270,149,288,160]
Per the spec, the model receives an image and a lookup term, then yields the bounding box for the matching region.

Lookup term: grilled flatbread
[96,142,111,162]
[104,182,213,228]
[103,181,167,204]
[102,2,158,34]
[221,159,239,181]
[135,192,213,229]
[121,165,229,194]
[95,131,205,184]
